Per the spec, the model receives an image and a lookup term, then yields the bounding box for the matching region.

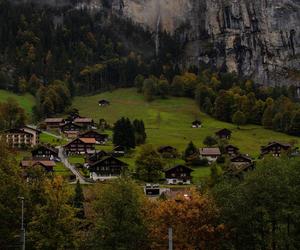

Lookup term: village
[2,100,298,197]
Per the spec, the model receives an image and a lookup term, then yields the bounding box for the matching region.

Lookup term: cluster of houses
[44,116,96,139]
[1,120,297,185]
[160,128,297,184]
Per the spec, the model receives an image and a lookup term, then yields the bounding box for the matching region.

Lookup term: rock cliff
[112,0,300,85]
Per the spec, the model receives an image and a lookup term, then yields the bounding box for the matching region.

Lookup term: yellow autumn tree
[145,189,226,250]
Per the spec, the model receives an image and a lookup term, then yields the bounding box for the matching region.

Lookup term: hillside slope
[0,90,35,116]
[73,88,299,157]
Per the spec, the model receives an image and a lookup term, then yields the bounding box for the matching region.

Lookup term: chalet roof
[60,122,82,128]
[74,117,93,123]
[164,164,194,173]
[32,144,58,154]
[21,160,56,167]
[265,141,292,148]
[80,130,108,137]
[22,126,42,134]
[158,145,176,152]
[5,128,33,136]
[113,145,125,151]
[45,118,64,123]
[90,156,128,168]
[199,147,221,156]
[225,144,239,150]
[192,120,202,124]
[99,99,110,103]
[79,138,97,144]
[215,128,232,135]
[230,154,252,162]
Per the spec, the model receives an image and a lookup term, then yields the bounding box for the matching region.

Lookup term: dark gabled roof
[215,128,232,135]
[158,145,176,152]
[60,122,82,129]
[164,164,194,173]
[113,145,125,151]
[230,154,252,162]
[225,144,239,150]
[99,99,110,103]
[192,120,202,125]
[31,144,58,155]
[89,156,128,168]
[88,150,108,162]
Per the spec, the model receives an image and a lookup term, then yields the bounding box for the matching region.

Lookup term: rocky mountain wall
[113,0,300,85]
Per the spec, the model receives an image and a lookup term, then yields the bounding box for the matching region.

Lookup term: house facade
[44,118,65,129]
[80,130,109,144]
[192,120,202,128]
[261,142,292,157]
[164,165,193,185]
[60,122,82,132]
[31,145,59,160]
[89,156,128,181]
[73,118,94,129]
[20,159,56,172]
[3,128,37,148]
[64,138,96,155]
[87,150,109,165]
[199,147,221,163]
[225,145,239,156]
[215,128,232,139]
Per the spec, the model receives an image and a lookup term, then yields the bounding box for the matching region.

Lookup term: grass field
[73,88,300,158]
[0,90,35,115]
[40,132,67,146]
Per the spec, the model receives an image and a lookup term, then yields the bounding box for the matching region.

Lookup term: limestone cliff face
[113,0,300,85]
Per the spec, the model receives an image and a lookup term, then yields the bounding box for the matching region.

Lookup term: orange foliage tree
[145,189,226,250]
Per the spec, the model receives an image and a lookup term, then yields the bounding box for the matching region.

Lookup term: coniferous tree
[73,180,85,219]
[113,117,136,149]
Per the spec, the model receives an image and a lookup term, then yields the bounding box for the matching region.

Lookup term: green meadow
[73,88,299,157]
[0,90,35,116]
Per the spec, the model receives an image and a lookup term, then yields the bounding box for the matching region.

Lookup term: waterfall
[155,1,161,57]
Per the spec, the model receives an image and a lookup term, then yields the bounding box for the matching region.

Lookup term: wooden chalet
[191,120,202,128]
[261,141,292,157]
[215,128,232,139]
[112,145,126,157]
[31,145,59,160]
[60,122,82,133]
[164,165,193,185]
[158,146,177,158]
[73,117,94,129]
[20,159,56,172]
[63,130,80,139]
[87,150,109,165]
[98,99,110,106]
[3,128,36,148]
[199,147,221,163]
[44,118,65,129]
[89,156,128,181]
[226,155,255,179]
[64,138,96,155]
[80,130,109,144]
[225,144,239,156]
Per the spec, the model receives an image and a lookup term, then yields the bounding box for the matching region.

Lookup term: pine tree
[73,180,84,219]
[113,117,136,149]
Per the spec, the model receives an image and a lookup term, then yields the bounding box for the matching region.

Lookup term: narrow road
[58,147,90,184]
[27,124,64,139]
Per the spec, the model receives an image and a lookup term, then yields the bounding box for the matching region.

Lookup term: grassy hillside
[73,88,299,157]
[0,90,35,115]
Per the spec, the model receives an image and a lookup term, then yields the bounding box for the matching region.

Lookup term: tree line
[135,70,300,136]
